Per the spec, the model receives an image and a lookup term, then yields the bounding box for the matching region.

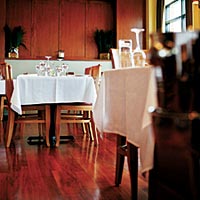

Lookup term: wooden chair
[84,64,102,91]
[55,64,101,147]
[0,63,7,121]
[110,48,120,69]
[110,47,150,199]
[110,50,129,188]
[110,47,130,194]
[3,63,51,147]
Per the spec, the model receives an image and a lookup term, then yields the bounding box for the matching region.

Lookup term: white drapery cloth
[11,74,97,115]
[93,67,157,173]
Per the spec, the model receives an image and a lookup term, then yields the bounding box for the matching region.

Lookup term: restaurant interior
[0,0,200,199]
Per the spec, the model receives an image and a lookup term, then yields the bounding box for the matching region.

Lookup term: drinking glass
[61,63,69,75]
[45,56,52,76]
[118,39,133,68]
[131,28,146,67]
[55,59,62,76]
[39,61,46,76]
[35,64,41,76]
[56,65,63,76]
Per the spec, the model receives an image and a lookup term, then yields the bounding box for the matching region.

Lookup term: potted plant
[94,29,115,59]
[4,24,27,58]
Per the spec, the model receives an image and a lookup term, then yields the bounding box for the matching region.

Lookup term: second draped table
[93,66,157,173]
[10,74,97,145]
[93,66,157,199]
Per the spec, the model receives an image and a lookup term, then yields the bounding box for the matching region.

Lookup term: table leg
[27,104,75,147]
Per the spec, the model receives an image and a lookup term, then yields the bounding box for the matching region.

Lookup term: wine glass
[56,59,63,76]
[39,61,46,76]
[61,63,69,75]
[45,56,52,76]
[131,28,146,67]
[56,65,63,76]
[35,64,41,76]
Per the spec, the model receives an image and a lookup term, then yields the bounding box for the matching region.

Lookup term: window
[164,0,186,32]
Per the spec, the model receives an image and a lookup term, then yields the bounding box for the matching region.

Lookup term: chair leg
[13,123,24,139]
[5,109,15,147]
[55,105,61,147]
[115,135,126,186]
[18,123,25,137]
[127,143,138,200]
[88,122,94,141]
[38,124,43,137]
[93,126,99,145]
[0,120,4,143]
[0,96,5,121]
[38,110,44,138]
[82,122,87,134]
[45,106,51,147]
[91,115,98,145]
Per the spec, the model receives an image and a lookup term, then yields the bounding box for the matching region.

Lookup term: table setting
[35,56,69,77]
[7,56,97,146]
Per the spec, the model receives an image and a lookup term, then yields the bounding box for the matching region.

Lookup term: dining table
[10,74,97,145]
[93,66,157,199]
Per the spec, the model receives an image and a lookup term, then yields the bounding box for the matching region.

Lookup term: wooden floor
[0,122,148,200]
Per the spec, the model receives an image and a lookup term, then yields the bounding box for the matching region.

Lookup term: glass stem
[135,32,140,51]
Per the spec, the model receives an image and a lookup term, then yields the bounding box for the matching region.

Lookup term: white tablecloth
[11,74,97,115]
[93,67,157,173]
[0,80,5,95]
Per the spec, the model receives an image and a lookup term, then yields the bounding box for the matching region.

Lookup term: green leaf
[4,24,27,56]
[94,29,115,55]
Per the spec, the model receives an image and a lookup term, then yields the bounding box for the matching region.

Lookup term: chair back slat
[3,63,14,105]
[84,64,101,92]
[0,63,6,80]
[110,48,120,69]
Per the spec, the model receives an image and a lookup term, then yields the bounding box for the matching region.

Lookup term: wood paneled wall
[3,0,114,59]
[116,0,146,49]
[0,1,6,62]
[1,0,146,60]
[6,0,32,58]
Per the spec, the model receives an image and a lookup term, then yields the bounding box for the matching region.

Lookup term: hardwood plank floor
[0,122,148,200]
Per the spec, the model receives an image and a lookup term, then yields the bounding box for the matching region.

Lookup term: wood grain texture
[0,0,6,61]
[31,0,59,58]
[0,122,148,200]
[86,1,115,58]
[60,1,85,59]
[3,0,116,59]
[2,0,147,59]
[116,0,146,49]
[5,0,32,58]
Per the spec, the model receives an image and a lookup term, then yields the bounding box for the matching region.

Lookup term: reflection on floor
[0,122,148,200]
